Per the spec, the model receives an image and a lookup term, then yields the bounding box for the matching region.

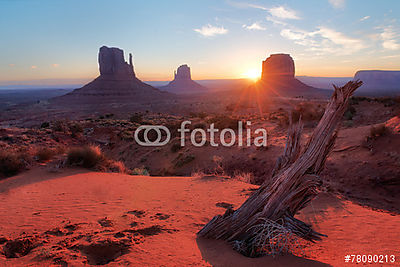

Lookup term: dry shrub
[130,167,149,176]
[369,124,389,139]
[291,102,325,122]
[233,171,255,184]
[191,170,206,178]
[233,219,305,257]
[208,115,241,130]
[66,145,126,173]
[0,151,28,178]
[35,148,55,162]
[66,146,105,168]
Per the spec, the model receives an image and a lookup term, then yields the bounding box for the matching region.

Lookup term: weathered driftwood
[198,80,363,256]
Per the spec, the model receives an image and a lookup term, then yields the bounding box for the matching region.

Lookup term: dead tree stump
[198,80,363,257]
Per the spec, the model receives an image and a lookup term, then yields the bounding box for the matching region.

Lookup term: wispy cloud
[360,16,370,22]
[242,22,266,31]
[194,24,228,37]
[8,64,15,67]
[52,63,59,68]
[280,26,366,55]
[268,6,300,20]
[226,1,267,10]
[380,27,400,50]
[329,0,345,9]
[31,65,37,69]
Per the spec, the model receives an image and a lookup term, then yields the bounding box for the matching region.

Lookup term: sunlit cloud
[242,22,266,31]
[194,24,228,37]
[280,26,366,55]
[380,27,400,50]
[8,64,15,67]
[52,63,59,68]
[268,6,300,20]
[31,65,37,69]
[360,16,370,22]
[329,0,345,9]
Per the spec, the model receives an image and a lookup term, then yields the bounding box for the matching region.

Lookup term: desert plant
[343,105,356,120]
[170,142,182,153]
[35,148,55,162]
[66,145,105,168]
[129,113,143,124]
[130,167,149,176]
[40,122,50,128]
[240,218,305,257]
[0,151,28,178]
[174,153,195,168]
[369,124,389,139]
[69,123,83,137]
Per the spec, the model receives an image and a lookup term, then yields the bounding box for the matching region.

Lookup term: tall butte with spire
[53,46,170,104]
[160,64,207,94]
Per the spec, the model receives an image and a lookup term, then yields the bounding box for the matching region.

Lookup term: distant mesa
[257,53,320,96]
[159,64,207,94]
[354,70,400,95]
[261,53,295,80]
[53,46,170,104]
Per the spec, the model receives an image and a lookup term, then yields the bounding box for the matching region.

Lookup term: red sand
[0,168,399,266]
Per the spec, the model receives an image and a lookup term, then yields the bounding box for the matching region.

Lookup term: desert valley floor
[0,168,399,266]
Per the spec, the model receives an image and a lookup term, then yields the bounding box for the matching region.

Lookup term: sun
[242,69,261,81]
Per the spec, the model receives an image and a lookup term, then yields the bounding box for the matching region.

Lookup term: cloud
[266,16,287,26]
[243,22,266,31]
[280,26,366,54]
[194,24,228,37]
[31,65,37,69]
[360,16,370,21]
[8,64,15,67]
[380,27,400,50]
[52,63,59,68]
[316,27,366,51]
[268,6,300,20]
[226,1,267,10]
[329,0,345,9]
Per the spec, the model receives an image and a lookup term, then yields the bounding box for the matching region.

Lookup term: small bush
[208,115,241,130]
[129,113,143,124]
[170,142,182,153]
[343,105,356,120]
[369,124,389,139]
[174,154,195,168]
[291,102,325,122]
[131,167,149,176]
[0,151,27,178]
[69,123,83,137]
[36,148,55,162]
[40,122,50,128]
[51,120,68,132]
[66,146,105,168]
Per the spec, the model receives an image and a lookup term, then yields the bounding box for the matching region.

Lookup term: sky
[0,0,399,84]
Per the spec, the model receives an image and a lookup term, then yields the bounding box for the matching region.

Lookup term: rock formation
[53,46,170,105]
[354,70,400,95]
[261,53,295,80]
[98,46,135,79]
[256,53,323,97]
[159,64,207,94]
